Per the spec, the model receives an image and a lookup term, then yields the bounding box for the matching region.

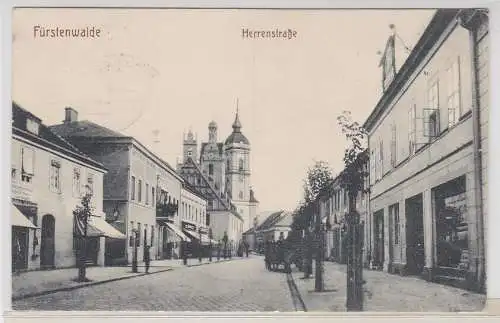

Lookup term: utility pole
[315,200,324,292]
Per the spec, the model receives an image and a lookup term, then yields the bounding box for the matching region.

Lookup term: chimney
[64,107,78,123]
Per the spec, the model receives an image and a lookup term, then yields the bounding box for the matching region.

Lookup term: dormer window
[26,118,39,135]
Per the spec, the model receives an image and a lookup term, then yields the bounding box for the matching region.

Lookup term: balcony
[156,201,178,219]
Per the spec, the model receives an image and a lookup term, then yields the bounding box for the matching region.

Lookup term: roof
[49,118,181,180]
[179,157,243,221]
[225,132,249,145]
[49,120,127,138]
[255,210,292,232]
[363,9,458,131]
[200,142,224,158]
[182,180,207,201]
[12,102,106,171]
[225,111,250,145]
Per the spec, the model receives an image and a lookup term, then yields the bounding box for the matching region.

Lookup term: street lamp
[198,227,202,263]
[132,228,139,273]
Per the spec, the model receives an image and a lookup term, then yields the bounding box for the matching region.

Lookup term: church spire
[232,99,242,132]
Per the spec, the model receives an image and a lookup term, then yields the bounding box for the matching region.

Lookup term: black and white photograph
[9,7,489,312]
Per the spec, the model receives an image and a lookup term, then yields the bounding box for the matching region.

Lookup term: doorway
[12,227,29,272]
[373,209,384,269]
[405,194,425,275]
[40,214,55,269]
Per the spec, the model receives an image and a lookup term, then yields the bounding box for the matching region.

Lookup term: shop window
[433,176,469,270]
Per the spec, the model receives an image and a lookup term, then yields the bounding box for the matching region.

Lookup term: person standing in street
[144,245,151,273]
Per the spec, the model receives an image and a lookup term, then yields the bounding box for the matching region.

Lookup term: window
[151,227,154,246]
[87,174,94,195]
[209,164,214,175]
[239,191,243,199]
[137,223,141,247]
[146,183,149,205]
[390,123,397,167]
[129,221,134,247]
[26,118,39,135]
[50,160,61,192]
[424,109,440,138]
[21,147,34,183]
[446,57,461,127]
[73,168,81,197]
[11,167,17,181]
[152,187,155,205]
[131,176,136,200]
[425,81,440,138]
[408,104,417,155]
[239,158,244,171]
[206,213,210,226]
[138,180,142,202]
[390,204,400,244]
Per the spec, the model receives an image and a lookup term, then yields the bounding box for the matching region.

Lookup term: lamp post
[132,228,138,273]
[198,227,202,263]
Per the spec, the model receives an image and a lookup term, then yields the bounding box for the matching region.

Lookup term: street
[12,256,296,311]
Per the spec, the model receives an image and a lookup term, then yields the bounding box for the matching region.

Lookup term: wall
[12,136,105,269]
[180,187,208,229]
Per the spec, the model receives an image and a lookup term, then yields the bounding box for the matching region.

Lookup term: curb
[12,268,173,301]
[286,271,308,312]
[186,257,247,267]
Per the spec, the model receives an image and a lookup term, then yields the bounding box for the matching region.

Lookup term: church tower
[224,109,254,231]
[182,129,198,163]
[200,121,226,198]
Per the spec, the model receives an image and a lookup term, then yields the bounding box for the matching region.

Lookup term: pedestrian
[144,245,151,273]
[245,241,249,258]
[14,236,22,276]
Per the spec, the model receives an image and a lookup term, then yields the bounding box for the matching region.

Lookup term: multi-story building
[363,9,488,292]
[318,150,370,265]
[178,111,259,236]
[179,182,214,256]
[50,108,185,265]
[11,102,121,271]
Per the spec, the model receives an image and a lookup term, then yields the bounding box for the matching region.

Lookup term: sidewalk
[290,261,486,312]
[12,257,239,301]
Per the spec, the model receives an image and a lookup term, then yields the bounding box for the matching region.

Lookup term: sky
[12,8,435,213]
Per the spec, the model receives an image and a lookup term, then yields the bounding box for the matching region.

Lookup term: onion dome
[225,110,249,145]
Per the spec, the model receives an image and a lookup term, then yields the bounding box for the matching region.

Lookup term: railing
[156,201,178,218]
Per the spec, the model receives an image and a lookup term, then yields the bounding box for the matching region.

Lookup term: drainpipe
[459,9,486,292]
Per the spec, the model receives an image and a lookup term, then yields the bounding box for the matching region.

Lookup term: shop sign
[182,222,196,231]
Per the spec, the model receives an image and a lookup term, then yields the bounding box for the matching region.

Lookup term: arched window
[209,164,214,175]
[239,158,244,171]
[239,191,243,199]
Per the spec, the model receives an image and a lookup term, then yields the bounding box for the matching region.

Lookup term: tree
[73,187,95,282]
[337,110,368,311]
[303,161,334,204]
[302,161,334,291]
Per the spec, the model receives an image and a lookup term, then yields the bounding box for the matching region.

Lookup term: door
[405,194,425,275]
[12,228,29,272]
[40,214,55,268]
[373,210,384,269]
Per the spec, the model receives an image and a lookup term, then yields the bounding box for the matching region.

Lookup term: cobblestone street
[12,256,295,311]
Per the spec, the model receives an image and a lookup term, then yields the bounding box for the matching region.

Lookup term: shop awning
[165,222,192,242]
[90,216,127,239]
[183,229,215,246]
[75,212,126,239]
[11,204,37,229]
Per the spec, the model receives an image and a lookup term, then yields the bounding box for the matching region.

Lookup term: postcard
[9,7,489,313]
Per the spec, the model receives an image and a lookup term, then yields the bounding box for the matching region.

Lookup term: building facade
[50,108,185,265]
[11,102,115,271]
[363,9,488,291]
[178,111,259,235]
